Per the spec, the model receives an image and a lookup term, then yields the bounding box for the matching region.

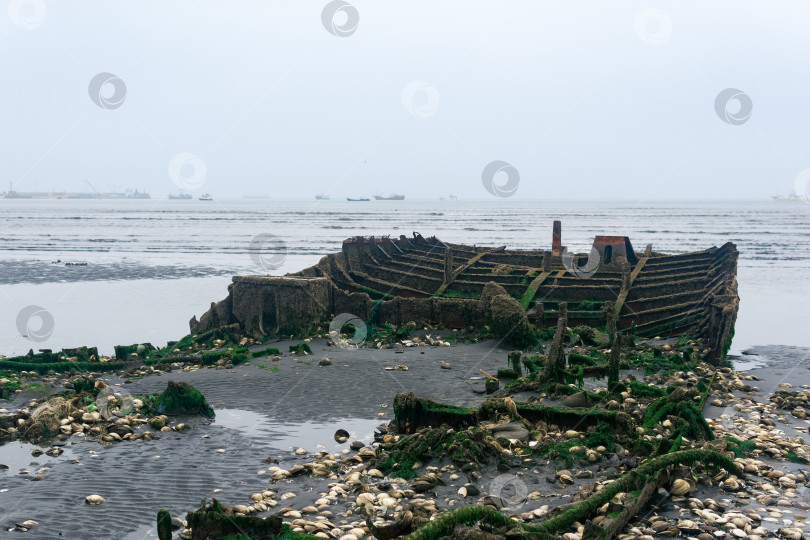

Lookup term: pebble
[14,520,37,532]
[85,494,105,505]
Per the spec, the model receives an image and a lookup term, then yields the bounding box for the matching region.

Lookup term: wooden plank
[434,249,493,296]
[614,257,648,314]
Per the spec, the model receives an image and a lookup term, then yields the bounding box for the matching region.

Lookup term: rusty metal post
[552,220,562,257]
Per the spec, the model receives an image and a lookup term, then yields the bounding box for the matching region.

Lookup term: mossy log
[508,351,523,377]
[393,393,635,435]
[585,471,664,540]
[481,398,635,435]
[607,335,621,391]
[394,393,478,434]
[541,303,567,382]
[400,505,563,540]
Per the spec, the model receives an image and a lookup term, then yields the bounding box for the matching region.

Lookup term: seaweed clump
[144,381,215,419]
[377,425,499,479]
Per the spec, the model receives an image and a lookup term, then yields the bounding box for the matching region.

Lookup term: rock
[440,361,452,369]
[464,483,480,496]
[319,358,333,367]
[150,417,166,430]
[152,381,215,418]
[14,520,37,532]
[350,441,365,450]
[485,378,499,394]
[562,391,591,408]
[488,422,530,442]
[85,494,105,505]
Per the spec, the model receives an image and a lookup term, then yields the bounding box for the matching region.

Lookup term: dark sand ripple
[0,339,509,539]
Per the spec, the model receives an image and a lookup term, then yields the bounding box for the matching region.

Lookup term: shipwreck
[191,221,739,363]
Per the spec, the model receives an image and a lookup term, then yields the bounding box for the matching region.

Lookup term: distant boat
[315,194,330,200]
[199,193,213,201]
[168,192,192,200]
[347,197,370,202]
[772,192,805,202]
[374,194,405,200]
[0,183,151,199]
[126,189,151,199]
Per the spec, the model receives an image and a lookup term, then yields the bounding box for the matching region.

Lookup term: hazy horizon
[3,1,810,202]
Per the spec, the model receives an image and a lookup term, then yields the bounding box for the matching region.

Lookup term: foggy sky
[2,1,810,200]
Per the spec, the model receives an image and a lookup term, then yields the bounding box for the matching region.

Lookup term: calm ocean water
[1,198,808,358]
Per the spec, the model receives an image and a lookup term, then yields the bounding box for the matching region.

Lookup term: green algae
[401,449,740,540]
[157,509,172,540]
[251,347,280,358]
[186,498,283,540]
[143,381,215,418]
[289,343,312,355]
[643,397,713,440]
[627,380,667,398]
[535,424,616,466]
[379,425,493,479]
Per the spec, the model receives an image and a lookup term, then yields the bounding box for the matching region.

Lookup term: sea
[1,198,809,362]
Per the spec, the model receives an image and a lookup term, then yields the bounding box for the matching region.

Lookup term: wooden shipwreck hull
[191,223,739,362]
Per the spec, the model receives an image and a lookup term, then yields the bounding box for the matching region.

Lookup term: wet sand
[2,341,810,539]
[0,338,510,539]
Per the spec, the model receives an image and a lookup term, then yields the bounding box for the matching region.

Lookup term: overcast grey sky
[2,1,809,200]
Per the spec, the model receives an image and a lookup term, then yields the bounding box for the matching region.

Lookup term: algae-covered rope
[532,449,741,536]
[399,505,564,540]
[698,369,719,411]
[401,449,741,540]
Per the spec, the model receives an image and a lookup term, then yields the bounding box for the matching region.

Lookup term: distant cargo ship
[198,193,213,201]
[1,185,151,200]
[168,192,193,200]
[772,192,806,202]
[315,194,330,200]
[347,197,370,202]
[374,194,405,200]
